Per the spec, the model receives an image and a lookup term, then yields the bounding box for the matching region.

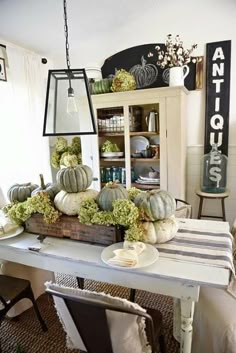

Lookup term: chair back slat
[65,298,114,353]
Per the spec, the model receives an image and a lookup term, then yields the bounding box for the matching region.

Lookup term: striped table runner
[155,219,235,274]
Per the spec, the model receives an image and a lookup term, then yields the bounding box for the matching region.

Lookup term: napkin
[107,242,147,268]
[123,241,146,255]
[0,214,19,236]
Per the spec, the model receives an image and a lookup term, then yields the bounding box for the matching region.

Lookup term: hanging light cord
[63,0,72,89]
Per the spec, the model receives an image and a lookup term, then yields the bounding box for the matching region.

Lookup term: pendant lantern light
[43,0,97,136]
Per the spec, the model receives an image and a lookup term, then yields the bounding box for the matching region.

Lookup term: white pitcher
[169,65,189,87]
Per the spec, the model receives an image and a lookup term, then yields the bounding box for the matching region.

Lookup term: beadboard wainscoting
[187,145,236,226]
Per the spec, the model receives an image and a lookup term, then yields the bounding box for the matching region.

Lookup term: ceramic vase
[169,65,190,87]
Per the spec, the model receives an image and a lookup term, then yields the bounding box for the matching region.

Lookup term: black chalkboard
[101,44,197,91]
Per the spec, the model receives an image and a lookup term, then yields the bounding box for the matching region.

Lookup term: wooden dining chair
[46,282,166,353]
[0,275,47,352]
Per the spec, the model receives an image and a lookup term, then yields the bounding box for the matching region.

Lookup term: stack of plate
[135,175,160,185]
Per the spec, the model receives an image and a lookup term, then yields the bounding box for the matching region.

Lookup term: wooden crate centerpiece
[25,213,123,246]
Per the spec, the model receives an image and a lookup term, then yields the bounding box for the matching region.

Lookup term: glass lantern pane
[43,70,96,135]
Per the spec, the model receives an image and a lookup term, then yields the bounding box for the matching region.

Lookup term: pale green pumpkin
[54,189,98,216]
[97,182,129,211]
[142,216,178,244]
[31,174,60,200]
[56,164,93,193]
[7,183,38,202]
[134,189,176,221]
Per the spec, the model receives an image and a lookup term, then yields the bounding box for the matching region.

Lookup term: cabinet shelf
[129,131,159,136]
[131,158,160,162]
[98,132,124,137]
[132,182,160,190]
[100,158,125,162]
[98,131,159,137]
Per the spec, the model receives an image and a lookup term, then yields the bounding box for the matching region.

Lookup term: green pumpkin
[31,174,60,200]
[97,182,129,211]
[91,78,112,94]
[7,183,38,202]
[56,164,93,193]
[134,189,176,221]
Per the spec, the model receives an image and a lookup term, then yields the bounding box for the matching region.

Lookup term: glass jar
[200,144,228,193]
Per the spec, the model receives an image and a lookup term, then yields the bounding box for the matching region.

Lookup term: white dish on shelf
[101,242,159,269]
[0,226,24,241]
[135,179,160,185]
[130,136,149,154]
[100,152,124,158]
[139,175,160,182]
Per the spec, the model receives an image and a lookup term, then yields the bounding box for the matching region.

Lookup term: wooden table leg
[180,299,195,353]
[197,196,204,219]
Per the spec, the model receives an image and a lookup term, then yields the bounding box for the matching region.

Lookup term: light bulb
[67,87,78,116]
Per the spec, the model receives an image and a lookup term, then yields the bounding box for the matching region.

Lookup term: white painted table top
[0,218,230,290]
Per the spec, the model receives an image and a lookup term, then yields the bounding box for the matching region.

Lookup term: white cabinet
[81,86,188,199]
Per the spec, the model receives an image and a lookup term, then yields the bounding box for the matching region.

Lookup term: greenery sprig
[51,137,82,169]
[3,193,61,225]
[78,190,145,242]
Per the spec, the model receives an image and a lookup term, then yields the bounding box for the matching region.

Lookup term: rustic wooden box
[25,214,123,246]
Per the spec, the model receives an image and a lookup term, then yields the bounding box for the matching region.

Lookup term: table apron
[0,247,200,301]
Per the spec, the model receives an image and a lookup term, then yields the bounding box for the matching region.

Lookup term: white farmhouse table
[0,218,232,353]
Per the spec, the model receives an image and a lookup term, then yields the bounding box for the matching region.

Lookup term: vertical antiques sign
[204,40,231,156]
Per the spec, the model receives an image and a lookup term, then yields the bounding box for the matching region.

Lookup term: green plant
[79,196,145,241]
[100,140,120,153]
[51,137,82,169]
[4,193,61,225]
[111,69,136,92]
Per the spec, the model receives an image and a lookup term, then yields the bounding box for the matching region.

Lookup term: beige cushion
[45,282,151,353]
[192,287,236,353]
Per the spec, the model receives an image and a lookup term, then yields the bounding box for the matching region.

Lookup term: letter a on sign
[204,40,231,156]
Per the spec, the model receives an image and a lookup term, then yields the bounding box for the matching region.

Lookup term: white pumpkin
[142,215,179,244]
[54,189,98,216]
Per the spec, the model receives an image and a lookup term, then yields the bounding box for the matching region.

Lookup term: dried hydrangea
[51,151,61,169]
[124,223,145,242]
[112,199,139,227]
[111,69,136,92]
[51,137,82,169]
[55,137,68,152]
[60,152,80,168]
[149,34,197,69]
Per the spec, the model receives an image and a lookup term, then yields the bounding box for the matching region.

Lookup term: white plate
[0,226,24,241]
[101,242,159,269]
[130,136,149,154]
[100,152,124,158]
[135,179,160,185]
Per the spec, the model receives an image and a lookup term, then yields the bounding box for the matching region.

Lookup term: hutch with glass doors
[81,86,188,200]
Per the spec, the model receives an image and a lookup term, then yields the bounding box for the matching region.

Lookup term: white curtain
[0,42,52,202]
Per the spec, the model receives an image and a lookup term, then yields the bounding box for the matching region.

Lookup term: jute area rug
[0,274,180,353]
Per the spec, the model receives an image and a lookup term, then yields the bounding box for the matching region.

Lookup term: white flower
[151,34,197,68]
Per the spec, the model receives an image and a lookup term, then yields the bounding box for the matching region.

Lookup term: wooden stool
[196,189,229,221]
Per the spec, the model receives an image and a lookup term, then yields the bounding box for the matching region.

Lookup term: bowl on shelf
[141,149,153,158]
[100,152,124,158]
[131,152,142,158]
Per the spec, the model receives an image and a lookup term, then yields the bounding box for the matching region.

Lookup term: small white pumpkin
[142,215,178,244]
[54,189,98,216]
